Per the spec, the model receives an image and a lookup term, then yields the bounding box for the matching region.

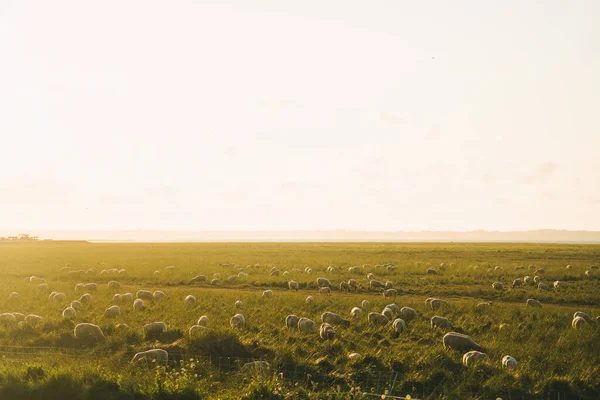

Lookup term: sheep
[553,281,563,289]
[71,300,83,310]
[48,291,58,301]
[298,317,316,333]
[514,265,525,271]
[165,266,175,270]
[189,324,206,337]
[10,313,24,322]
[318,287,331,296]
[348,352,362,361]
[524,276,532,285]
[184,295,197,307]
[28,276,46,284]
[153,291,166,301]
[387,265,397,272]
[118,269,126,274]
[108,281,120,291]
[368,312,389,325]
[262,290,273,298]
[269,270,280,277]
[573,312,592,322]
[348,279,357,290]
[512,279,522,288]
[112,294,123,303]
[566,265,573,270]
[427,268,438,275]
[0,313,17,325]
[526,299,543,308]
[585,270,592,279]
[242,361,270,371]
[136,290,154,301]
[495,266,502,271]
[321,312,350,327]
[369,280,384,289]
[339,281,350,292]
[392,318,407,337]
[533,276,541,284]
[305,296,314,304]
[230,314,245,329]
[198,315,208,328]
[75,283,85,293]
[53,293,66,302]
[79,293,92,303]
[348,266,360,273]
[154,271,160,276]
[319,323,335,340]
[350,307,363,319]
[133,299,145,310]
[189,275,207,284]
[235,300,243,309]
[361,300,371,310]
[537,283,550,291]
[131,349,168,364]
[317,277,332,287]
[382,307,394,321]
[431,316,453,330]
[305,268,312,274]
[37,283,50,292]
[74,323,105,342]
[534,268,545,274]
[476,302,493,310]
[382,288,398,298]
[502,355,517,370]
[400,307,417,323]
[288,280,299,291]
[462,351,489,366]
[492,282,504,290]
[143,322,167,336]
[443,332,483,352]
[24,314,42,327]
[385,304,399,314]
[62,307,76,320]
[385,281,394,289]
[120,293,134,302]
[8,292,19,300]
[425,297,435,306]
[572,316,587,329]
[83,283,97,292]
[286,314,300,328]
[211,279,219,286]
[430,299,449,310]
[104,305,121,318]
[367,273,375,281]
[227,275,239,282]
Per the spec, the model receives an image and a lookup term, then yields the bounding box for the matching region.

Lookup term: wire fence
[0,345,589,399]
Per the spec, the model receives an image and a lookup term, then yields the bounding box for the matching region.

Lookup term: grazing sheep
[566,265,573,270]
[348,353,362,361]
[11,313,24,322]
[230,314,245,329]
[526,299,543,308]
[573,312,592,322]
[476,302,493,310]
[113,294,123,303]
[348,266,360,274]
[392,318,407,337]
[425,297,435,307]
[462,351,489,366]
[189,275,207,284]
[400,307,417,323]
[185,295,197,307]
[48,291,58,301]
[317,277,332,287]
[28,276,46,284]
[427,268,438,275]
[533,276,541,284]
[83,283,97,292]
[165,266,175,270]
[387,265,397,272]
[382,288,398,298]
[62,307,76,320]
[8,292,19,300]
[361,300,371,310]
[585,270,592,279]
[553,281,563,289]
[350,307,363,319]
[492,282,504,290]
[443,332,483,352]
[382,307,394,321]
[286,314,300,328]
[24,314,42,327]
[210,279,219,286]
[305,296,314,304]
[131,349,168,364]
[512,279,522,288]
[103,305,120,318]
[321,312,350,327]
[53,293,66,302]
[368,312,389,325]
[514,265,525,271]
[494,266,502,271]
[269,270,280,277]
[143,322,167,336]
[537,283,550,291]
[369,280,384,289]
[136,290,154,301]
[74,323,105,342]
[235,300,243,309]
[298,317,316,333]
[305,268,312,274]
[534,268,545,274]
[75,283,85,293]
[0,313,17,325]
[228,275,239,282]
[37,283,50,292]
[327,266,335,273]
[121,293,133,302]
[572,316,587,329]
[153,291,166,301]
[367,273,376,281]
[502,355,517,370]
[133,299,145,310]
[318,287,331,296]
[384,304,399,314]
[340,281,350,292]
[348,279,357,290]
[154,271,160,276]
[262,290,273,298]
[71,300,83,310]
[108,281,120,291]
[288,280,299,291]
[189,324,206,337]
[524,276,532,285]
[431,316,453,330]
[430,299,449,310]
[319,323,335,340]
[242,361,270,371]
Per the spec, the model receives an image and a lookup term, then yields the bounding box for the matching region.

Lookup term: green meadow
[0,241,599,399]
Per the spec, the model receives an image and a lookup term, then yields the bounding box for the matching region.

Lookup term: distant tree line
[0,233,39,241]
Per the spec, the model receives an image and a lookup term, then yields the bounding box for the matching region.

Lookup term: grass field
[0,241,599,399]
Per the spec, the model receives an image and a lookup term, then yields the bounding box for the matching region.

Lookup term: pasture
[0,241,599,399]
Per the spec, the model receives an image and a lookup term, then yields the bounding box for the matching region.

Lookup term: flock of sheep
[1,261,598,370]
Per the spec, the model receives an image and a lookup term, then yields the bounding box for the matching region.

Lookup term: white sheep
[476,302,493,310]
[430,299,449,310]
[502,355,517,370]
[350,307,363,319]
[79,293,92,303]
[154,271,160,276]
[235,300,243,309]
[524,276,532,285]
[37,283,50,292]
[184,295,197,307]
[0,313,17,325]
[71,300,83,310]
[339,281,350,292]
[318,287,331,296]
[392,318,407,336]
[153,291,166,301]
[113,294,123,303]
[24,314,42,327]
[133,299,145,310]
[382,288,398,298]
[385,303,399,314]
[553,281,563,289]
[74,323,105,342]
[9,292,19,300]
[492,282,504,290]
[368,312,389,325]
[189,324,206,337]
[367,273,375,281]
[463,350,489,366]
[108,281,120,291]
[298,317,316,333]
[121,293,134,302]
[319,323,335,340]
[118,269,127,274]
[443,332,483,352]
[533,276,541,284]
[189,275,207,284]
[512,279,522,288]
[83,283,97,292]
[62,307,76,320]
[53,293,66,302]
[369,279,384,289]
[11,313,25,322]
[305,296,314,304]
[348,279,357,290]
[526,299,542,308]
[143,322,167,336]
[431,316,453,330]
[230,314,245,329]
[104,305,121,318]
[573,312,592,322]
[136,290,154,301]
[131,349,168,364]
[262,290,273,298]
[316,277,332,287]
[538,283,550,291]
[288,280,299,291]
[400,307,417,323]
[197,315,209,327]
[165,266,175,270]
[585,270,592,279]
[75,283,85,293]
[361,300,371,310]
[572,316,587,329]
[321,312,350,327]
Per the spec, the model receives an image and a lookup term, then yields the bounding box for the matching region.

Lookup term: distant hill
[1,229,599,243]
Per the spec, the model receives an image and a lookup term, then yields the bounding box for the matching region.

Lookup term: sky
[1,1,599,232]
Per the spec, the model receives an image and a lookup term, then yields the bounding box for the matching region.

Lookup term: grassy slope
[0,241,599,399]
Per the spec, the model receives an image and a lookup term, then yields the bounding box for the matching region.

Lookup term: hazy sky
[1,1,599,231]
